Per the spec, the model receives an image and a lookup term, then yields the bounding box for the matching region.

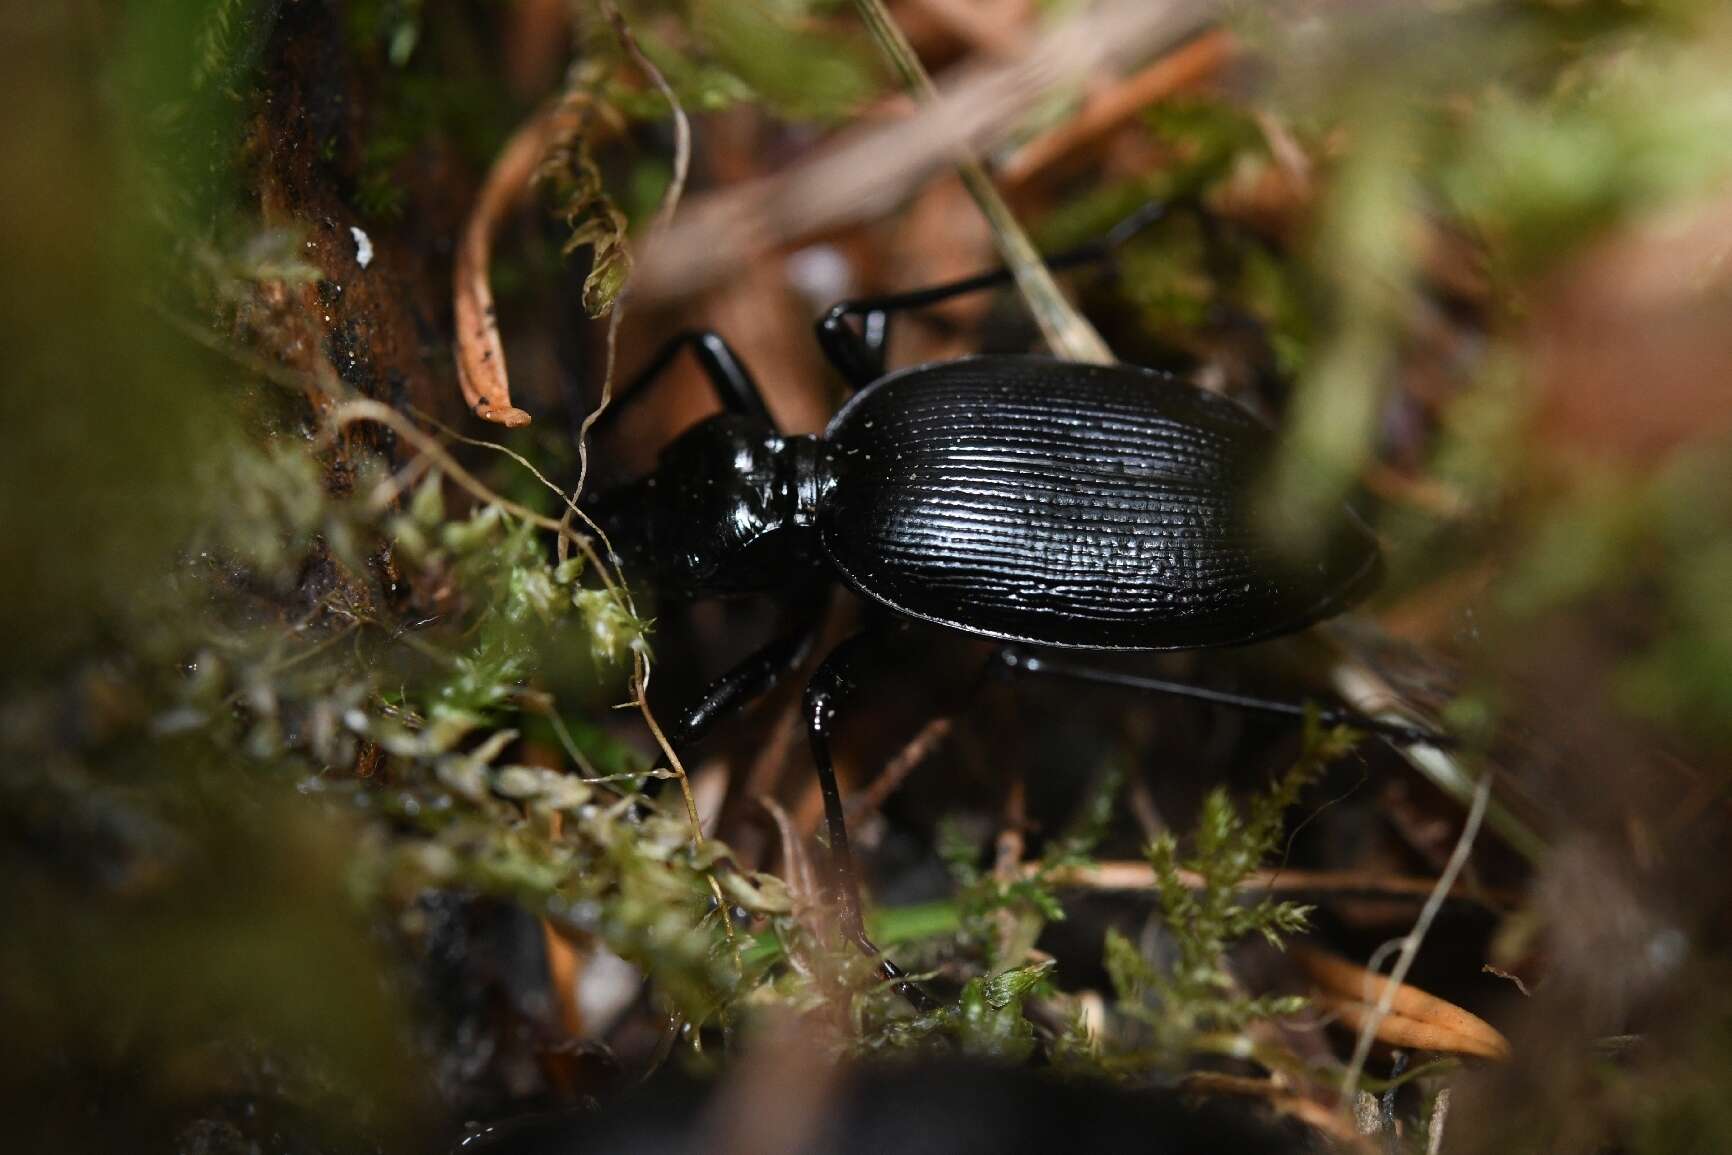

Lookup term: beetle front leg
[803,634,934,1008]
[665,629,819,747]
[664,588,830,747]
[802,634,873,946]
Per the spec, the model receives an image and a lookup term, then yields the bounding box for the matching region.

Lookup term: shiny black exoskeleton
[617,355,1380,648]
[594,206,1423,984]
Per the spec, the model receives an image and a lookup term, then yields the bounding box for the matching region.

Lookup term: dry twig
[852,716,954,818]
[853,0,1112,363]
[1182,1072,1361,1144]
[1034,862,1516,909]
[1000,28,1235,187]
[635,0,1220,300]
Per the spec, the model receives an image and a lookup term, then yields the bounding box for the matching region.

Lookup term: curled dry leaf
[454,92,633,428]
[1295,944,1512,1062]
[454,102,574,427]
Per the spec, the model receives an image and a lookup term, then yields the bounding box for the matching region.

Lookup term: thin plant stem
[852,0,1114,365]
[1340,771,1493,1100]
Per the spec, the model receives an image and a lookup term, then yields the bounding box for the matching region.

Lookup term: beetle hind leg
[992,647,1452,748]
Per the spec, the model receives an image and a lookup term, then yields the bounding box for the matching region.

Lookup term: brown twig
[853,0,1112,363]
[734,703,803,841]
[1033,862,1517,909]
[542,918,586,1037]
[1181,1072,1360,1144]
[1480,963,1532,998]
[794,710,955,838]
[851,716,954,818]
[1427,1087,1451,1155]
[1361,461,1472,520]
[634,0,1220,301]
[1000,27,1235,188]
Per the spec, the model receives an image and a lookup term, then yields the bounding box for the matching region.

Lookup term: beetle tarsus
[874,952,938,1013]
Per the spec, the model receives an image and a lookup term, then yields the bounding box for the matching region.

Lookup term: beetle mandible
[592,204,1434,985]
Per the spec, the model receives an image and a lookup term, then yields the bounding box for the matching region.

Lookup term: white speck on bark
[351,226,374,269]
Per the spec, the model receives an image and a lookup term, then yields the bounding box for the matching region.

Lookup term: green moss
[597,0,881,121]
[1095,719,1353,1070]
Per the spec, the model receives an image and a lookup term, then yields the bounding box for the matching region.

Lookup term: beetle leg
[594,328,777,436]
[992,647,1453,748]
[814,305,891,389]
[803,635,936,1009]
[803,635,872,944]
[814,200,1182,389]
[665,589,829,747]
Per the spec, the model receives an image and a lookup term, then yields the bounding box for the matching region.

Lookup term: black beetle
[593,205,1432,979]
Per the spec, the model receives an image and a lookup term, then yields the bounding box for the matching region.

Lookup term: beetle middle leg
[814,199,1182,387]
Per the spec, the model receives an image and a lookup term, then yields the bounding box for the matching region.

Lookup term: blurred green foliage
[1264,2,1732,538]
[938,765,1120,971]
[603,0,882,120]
[0,3,248,675]
[1497,447,1732,742]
